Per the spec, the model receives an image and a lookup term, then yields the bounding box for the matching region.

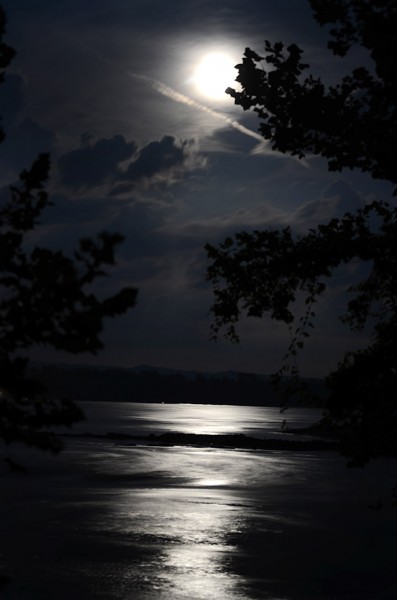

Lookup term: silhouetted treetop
[207,0,397,465]
[0,10,138,454]
[226,1,397,188]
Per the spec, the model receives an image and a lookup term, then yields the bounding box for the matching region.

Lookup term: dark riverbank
[61,430,339,452]
[28,362,326,406]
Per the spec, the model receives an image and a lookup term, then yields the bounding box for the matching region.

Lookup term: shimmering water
[71,402,322,438]
[1,403,396,599]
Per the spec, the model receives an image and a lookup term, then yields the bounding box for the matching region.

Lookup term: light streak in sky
[47,24,269,151]
[115,67,273,154]
[46,25,292,157]
[152,80,269,147]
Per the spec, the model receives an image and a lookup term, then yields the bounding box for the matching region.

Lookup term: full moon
[193,52,236,100]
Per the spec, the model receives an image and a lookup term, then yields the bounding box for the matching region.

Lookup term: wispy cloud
[105,58,270,149]
[152,80,265,144]
[45,24,278,154]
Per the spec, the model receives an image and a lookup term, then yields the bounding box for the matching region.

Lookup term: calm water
[1,403,396,600]
[71,401,322,438]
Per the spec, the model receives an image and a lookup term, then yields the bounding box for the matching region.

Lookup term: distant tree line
[26,364,325,406]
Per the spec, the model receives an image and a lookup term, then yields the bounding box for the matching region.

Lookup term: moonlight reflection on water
[115,488,245,599]
[89,445,298,600]
[71,402,318,438]
[1,403,396,599]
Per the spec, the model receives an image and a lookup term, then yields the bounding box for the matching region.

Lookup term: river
[1,402,396,599]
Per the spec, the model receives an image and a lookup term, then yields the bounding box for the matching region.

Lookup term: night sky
[1,0,394,376]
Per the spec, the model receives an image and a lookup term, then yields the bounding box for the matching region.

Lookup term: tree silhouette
[0,8,137,454]
[206,0,397,465]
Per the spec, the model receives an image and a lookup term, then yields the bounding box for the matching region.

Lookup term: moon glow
[193,52,236,100]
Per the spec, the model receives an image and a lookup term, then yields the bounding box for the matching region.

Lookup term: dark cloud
[58,134,137,189]
[58,134,204,193]
[115,136,204,192]
[293,180,365,227]
[30,187,177,276]
[206,126,259,154]
[322,180,364,210]
[124,136,185,181]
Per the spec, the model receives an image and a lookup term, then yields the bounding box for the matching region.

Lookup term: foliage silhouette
[206,0,397,465]
[0,7,137,453]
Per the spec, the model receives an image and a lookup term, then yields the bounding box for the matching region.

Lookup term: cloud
[57,134,205,193]
[122,135,203,186]
[292,180,365,228]
[58,134,137,189]
[204,125,261,154]
[152,80,267,146]
[172,204,288,241]
[93,57,268,149]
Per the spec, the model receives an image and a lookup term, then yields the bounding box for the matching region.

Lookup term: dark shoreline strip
[61,431,339,451]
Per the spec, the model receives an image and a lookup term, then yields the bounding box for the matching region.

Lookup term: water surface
[1,403,396,599]
[72,401,321,438]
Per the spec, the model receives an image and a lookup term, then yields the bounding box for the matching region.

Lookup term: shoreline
[61,430,340,452]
